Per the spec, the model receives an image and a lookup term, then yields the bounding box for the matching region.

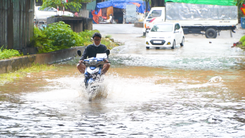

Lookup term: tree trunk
[151,0,165,7]
[145,0,149,13]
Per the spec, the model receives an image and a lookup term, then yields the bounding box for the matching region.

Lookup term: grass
[0,46,22,60]
[105,35,112,38]
[102,37,121,50]
[0,63,55,86]
[237,35,245,49]
[238,44,245,49]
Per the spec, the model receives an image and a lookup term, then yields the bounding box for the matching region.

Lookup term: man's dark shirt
[80,44,108,60]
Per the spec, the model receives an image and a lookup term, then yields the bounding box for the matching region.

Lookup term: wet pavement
[0,24,245,137]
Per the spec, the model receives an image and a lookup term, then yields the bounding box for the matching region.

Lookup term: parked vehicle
[143,2,238,38]
[145,22,184,49]
[34,6,74,20]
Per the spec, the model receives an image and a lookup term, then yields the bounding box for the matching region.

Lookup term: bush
[238,35,245,49]
[240,35,245,43]
[242,41,245,46]
[78,30,120,49]
[32,27,53,53]
[0,46,22,60]
[101,38,120,50]
[43,21,83,50]
[32,22,120,53]
[33,21,83,53]
[78,29,99,45]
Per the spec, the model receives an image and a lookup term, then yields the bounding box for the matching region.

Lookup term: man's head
[92,33,102,46]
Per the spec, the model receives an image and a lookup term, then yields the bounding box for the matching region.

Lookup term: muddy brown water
[0,57,245,137]
[1,24,245,137]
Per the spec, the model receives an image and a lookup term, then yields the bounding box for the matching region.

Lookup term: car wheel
[205,28,217,38]
[143,32,146,36]
[171,40,176,49]
[180,37,184,47]
[146,47,149,49]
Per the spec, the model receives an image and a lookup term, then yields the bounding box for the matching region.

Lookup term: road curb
[0,46,85,74]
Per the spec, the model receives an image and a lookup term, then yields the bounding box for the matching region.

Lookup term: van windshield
[147,10,162,19]
[151,24,173,32]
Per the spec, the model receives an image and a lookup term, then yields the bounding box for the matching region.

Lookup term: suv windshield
[151,24,173,32]
[147,10,162,19]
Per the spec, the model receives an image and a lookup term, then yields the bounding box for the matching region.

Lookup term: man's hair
[92,32,102,39]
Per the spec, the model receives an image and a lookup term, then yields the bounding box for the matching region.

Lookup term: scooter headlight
[89,59,97,65]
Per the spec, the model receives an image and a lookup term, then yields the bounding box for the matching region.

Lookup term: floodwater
[1,24,245,137]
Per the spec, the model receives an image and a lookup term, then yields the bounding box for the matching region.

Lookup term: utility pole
[145,0,149,11]
[145,0,149,16]
[151,0,165,7]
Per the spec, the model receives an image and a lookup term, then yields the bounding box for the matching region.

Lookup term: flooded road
[1,24,245,137]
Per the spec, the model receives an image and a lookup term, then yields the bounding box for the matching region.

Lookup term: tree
[39,0,93,12]
[236,0,245,6]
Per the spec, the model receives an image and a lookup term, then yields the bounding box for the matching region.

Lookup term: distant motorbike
[77,50,110,101]
[98,15,113,24]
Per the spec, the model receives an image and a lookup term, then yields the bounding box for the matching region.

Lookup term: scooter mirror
[106,49,110,56]
[77,50,82,56]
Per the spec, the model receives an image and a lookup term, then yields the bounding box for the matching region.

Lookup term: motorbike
[77,50,110,101]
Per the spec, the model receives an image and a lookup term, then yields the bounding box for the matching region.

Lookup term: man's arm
[77,47,88,74]
[102,58,110,75]
[80,47,88,60]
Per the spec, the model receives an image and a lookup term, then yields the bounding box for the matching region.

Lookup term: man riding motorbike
[77,32,110,75]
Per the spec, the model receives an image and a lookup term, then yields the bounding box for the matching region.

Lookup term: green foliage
[236,0,245,6]
[78,29,99,46]
[105,35,112,38]
[33,21,83,53]
[101,38,120,50]
[32,22,120,53]
[240,35,245,43]
[239,41,245,49]
[32,27,53,53]
[237,35,245,49]
[41,0,83,12]
[0,46,22,60]
[78,30,120,50]
[43,21,83,49]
